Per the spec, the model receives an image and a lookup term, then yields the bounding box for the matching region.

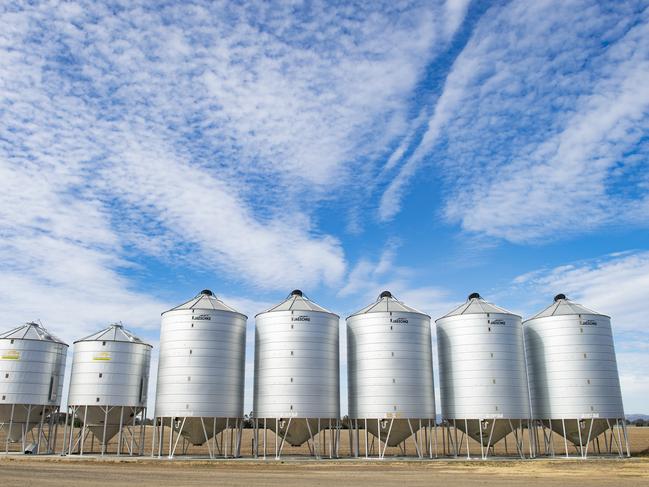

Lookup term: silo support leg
[621,419,630,457]
[380,418,394,459]
[583,418,594,459]
[276,417,291,459]
[484,420,496,459]
[5,403,15,453]
[200,417,212,459]
[407,419,422,458]
[117,406,125,456]
[101,406,109,455]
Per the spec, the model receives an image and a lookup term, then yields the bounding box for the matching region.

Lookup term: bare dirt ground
[1,426,648,486]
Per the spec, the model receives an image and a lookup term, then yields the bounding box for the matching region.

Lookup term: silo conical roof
[347,290,429,318]
[74,322,152,346]
[525,294,607,321]
[257,289,338,316]
[163,289,247,317]
[437,293,517,320]
[0,322,67,345]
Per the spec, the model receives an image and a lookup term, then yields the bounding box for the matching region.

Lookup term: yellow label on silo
[0,350,20,360]
[93,352,112,361]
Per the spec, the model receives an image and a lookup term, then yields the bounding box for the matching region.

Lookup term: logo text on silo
[194,314,211,320]
[390,317,408,324]
[292,315,311,322]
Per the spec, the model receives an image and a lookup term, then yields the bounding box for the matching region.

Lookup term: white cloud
[380,1,649,241]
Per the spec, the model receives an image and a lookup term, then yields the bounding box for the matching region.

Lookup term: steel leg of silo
[478,420,484,459]
[5,403,15,453]
[584,418,594,459]
[101,406,108,455]
[407,419,422,459]
[306,419,315,457]
[462,419,469,459]
[621,419,630,457]
[130,407,137,455]
[263,419,267,459]
[615,418,624,458]
[168,417,174,459]
[35,404,46,454]
[484,420,496,459]
[433,421,438,458]
[274,419,279,459]
[453,419,459,457]
[330,419,334,459]
[364,419,368,458]
[117,406,125,455]
[62,409,70,455]
[376,418,381,458]
[158,418,164,457]
[317,419,321,458]
[171,417,185,458]
[560,419,568,457]
[80,405,88,456]
[277,417,290,459]
[380,418,393,459]
[139,408,145,455]
[577,419,584,458]
[225,417,231,458]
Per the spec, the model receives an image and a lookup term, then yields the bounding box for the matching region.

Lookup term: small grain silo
[153,290,247,458]
[524,294,628,458]
[436,293,531,459]
[346,291,436,458]
[253,290,340,459]
[64,323,151,456]
[0,322,68,454]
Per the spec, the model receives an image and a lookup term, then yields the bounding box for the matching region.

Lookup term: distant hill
[626,414,649,421]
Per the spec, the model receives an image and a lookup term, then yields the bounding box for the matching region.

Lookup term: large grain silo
[253,290,340,459]
[436,293,531,459]
[347,291,436,458]
[524,294,629,458]
[63,323,151,456]
[153,290,247,458]
[0,322,68,454]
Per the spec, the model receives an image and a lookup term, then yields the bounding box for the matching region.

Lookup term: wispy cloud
[380,1,649,242]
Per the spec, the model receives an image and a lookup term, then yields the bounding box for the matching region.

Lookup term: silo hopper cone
[365,419,423,447]
[455,418,513,447]
[269,418,324,447]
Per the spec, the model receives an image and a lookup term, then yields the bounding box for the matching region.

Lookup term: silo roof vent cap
[291,289,303,297]
[554,293,566,302]
[200,289,214,296]
[468,292,481,300]
[379,290,392,299]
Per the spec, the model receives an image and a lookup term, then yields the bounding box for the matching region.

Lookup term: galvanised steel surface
[68,323,152,408]
[0,322,68,407]
[347,291,434,446]
[0,322,68,441]
[254,290,339,446]
[436,293,530,445]
[524,294,624,444]
[155,290,247,420]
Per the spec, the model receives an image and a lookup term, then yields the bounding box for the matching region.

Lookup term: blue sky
[1,0,648,415]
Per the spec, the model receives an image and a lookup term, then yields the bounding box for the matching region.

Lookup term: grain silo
[524,294,629,458]
[153,290,247,458]
[0,322,68,454]
[436,293,531,459]
[347,291,436,458]
[253,290,340,459]
[63,323,151,456]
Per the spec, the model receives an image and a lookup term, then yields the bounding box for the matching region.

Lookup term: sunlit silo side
[347,291,435,456]
[253,290,340,456]
[0,322,68,453]
[436,293,530,456]
[64,323,151,455]
[524,294,628,457]
[154,290,247,457]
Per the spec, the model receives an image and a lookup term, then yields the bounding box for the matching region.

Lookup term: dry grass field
[1,426,648,486]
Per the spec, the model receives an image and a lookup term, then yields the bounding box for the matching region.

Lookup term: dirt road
[1,456,648,487]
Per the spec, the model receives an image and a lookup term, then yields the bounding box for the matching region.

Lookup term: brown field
[1,426,648,486]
